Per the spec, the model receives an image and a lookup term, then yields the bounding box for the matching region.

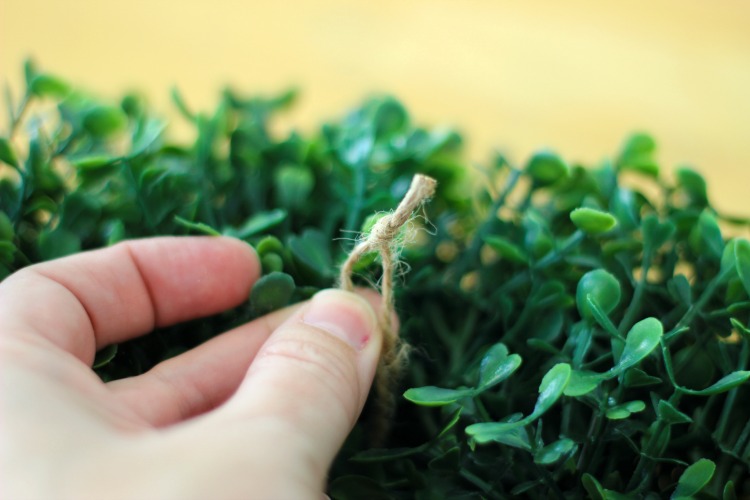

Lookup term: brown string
[339,173,437,444]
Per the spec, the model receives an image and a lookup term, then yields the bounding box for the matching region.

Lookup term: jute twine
[339,173,437,444]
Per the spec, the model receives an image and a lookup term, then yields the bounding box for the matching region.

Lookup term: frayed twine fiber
[339,174,437,445]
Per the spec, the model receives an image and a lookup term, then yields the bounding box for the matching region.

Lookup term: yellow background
[2,0,749,213]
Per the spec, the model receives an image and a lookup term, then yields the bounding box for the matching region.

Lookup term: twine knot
[339,173,437,444]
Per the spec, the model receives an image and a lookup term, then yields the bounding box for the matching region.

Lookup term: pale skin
[0,237,387,499]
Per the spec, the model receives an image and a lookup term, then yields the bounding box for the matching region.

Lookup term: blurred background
[2,0,749,213]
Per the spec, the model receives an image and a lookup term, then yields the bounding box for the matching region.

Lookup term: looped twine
[339,174,437,444]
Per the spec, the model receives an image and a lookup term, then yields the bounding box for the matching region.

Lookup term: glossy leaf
[477,343,522,390]
[226,209,287,239]
[657,400,692,425]
[672,458,716,499]
[608,318,662,376]
[679,371,750,396]
[530,363,571,419]
[576,269,621,320]
[605,400,645,420]
[526,150,569,184]
[564,370,602,397]
[570,207,618,235]
[403,386,472,407]
[534,438,577,465]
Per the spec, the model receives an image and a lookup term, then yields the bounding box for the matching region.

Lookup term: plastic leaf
[483,236,528,264]
[530,363,571,419]
[403,386,472,407]
[570,207,618,235]
[657,400,692,425]
[534,438,577,465]
[29,74,70,98]
[672,458,716,499]
[83,105,128,137]
[734,238,750,297]
[605,400,645,420]
[564,370,602,397]
[249,272,295,316]
[679,371,750,396]
[0,137,19,168]
[477,343,522,390]
[576,269,622,320]
[608,318,662,377]
[526,150,569,184]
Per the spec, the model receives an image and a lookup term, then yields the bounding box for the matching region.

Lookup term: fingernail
[302,289,377,350]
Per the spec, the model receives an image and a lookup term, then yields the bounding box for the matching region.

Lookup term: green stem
[618,248,652,335]
[626,392,682,492]
[665,266,734,342]
[9,92,31,137]
[456,167,522,276]
[345,160,368,233]
[715,339,750,441]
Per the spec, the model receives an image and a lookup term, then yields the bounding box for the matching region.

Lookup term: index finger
[0,237,260,364]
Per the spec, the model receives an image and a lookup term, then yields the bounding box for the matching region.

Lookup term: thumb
[216,289,382,489]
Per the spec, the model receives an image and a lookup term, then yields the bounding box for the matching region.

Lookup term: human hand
[0,237,385,499]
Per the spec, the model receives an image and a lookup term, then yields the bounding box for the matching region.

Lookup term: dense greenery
[2,63,750,499]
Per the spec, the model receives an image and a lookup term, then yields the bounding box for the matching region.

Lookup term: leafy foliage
[2,63,750,498]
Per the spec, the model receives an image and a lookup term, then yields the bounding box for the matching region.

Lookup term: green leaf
[274,164,314,210]
[83,105,128,137]
[576,269,621,320]
[672,458,716,499]
[657,399,692,425]
[483,235,528,264]
[0,137,20,168]
[249,272,295,316]
[225,209,287,239]
[529,363,571,419]
[466,421,531,449]
[734,238,750,297]
[723,480,737,500]
[255,235,284,256]
[641,214,676,252]
[92,344,118,369]
[437,407,463,438]
[689,209,723,261]
[679,371,750,396]
[618,132,659,177]
[570,207,618,235]
[526,150,569,184]
[564,370,602,397]
[29,74,70,98]
[71,155,120,171]
[0,241,15,264]
[174,216,222,236]
[289,228,333,278]
[403,386,472,407]
[477,343,523,390]
[608,318,662,377]
[676,167,708,205]
[0,212,13,241]
[534,438,577,465]
[605,400,646,420]
[38,228,81,260]
[623,368,662,388]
